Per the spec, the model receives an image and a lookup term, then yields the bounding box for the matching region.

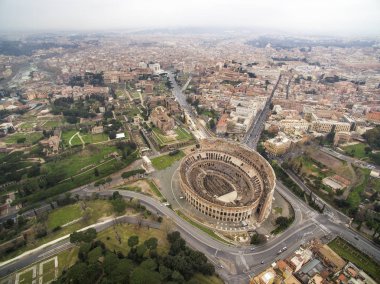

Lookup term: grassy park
[42,144,120,178]
[2,132,43,145]
[152,126,194,147]
[342,143,369,159]
[328,237,380,282]
[151,151,185,170]
[81,133,109,144]
[47,203,82,230]
[41,120,62,129]
[97,223,170,255]
[61,130,79,146]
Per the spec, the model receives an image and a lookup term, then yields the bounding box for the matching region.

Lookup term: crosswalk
[215,221,256,231]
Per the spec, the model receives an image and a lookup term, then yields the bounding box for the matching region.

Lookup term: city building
[150,106,175,134]
[264,134,292,156]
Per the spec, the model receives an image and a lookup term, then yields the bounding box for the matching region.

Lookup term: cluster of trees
[0,151,43,184]
[322,75,347,84]
[109,191,127,215]
[121,169,146,179]
[52,97,96,124]
[271,162,305,199]
[115,141,137,159]
[70,228,97,244]
[271,216,294,234]
[364,126,380,150]
[250,233,267,245]
[0,215,28,244]
[103,119,122,139]
[56,230,215,284]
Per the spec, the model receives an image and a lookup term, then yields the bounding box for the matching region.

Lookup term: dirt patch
[308,149,355,181]
[128,180,153,195]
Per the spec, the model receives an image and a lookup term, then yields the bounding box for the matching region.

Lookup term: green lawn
[41,120,62,129]
[18,155,136,208]
[176,210,230,244]
[42,269,56,283]
[3,132,43,145]
[61,130,79,146]
[175,127,193,141]
[151,151,185,170]
[70,133,82,146]
[19,121,35,130]
[42,144,120,178]
[328,237,380,282]
[147,180,163,199]
[343,143,369,159]
[292,155,328,178]
[97,223,170,255]
[347,169,370,209]
[18,269,34,283]
[152,127,193,147]
[81,133,109,144]
[152,127,176,144]
[57,246,79,274]
[43,259,55,272]
[47,204,82,230]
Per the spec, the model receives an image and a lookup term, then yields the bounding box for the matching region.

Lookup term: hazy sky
[0,0,379,36]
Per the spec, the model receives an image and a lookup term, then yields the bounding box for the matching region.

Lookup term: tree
[130,267,161,284]
[94,168,99,177]
[140,258,157,271]
[109,131,117,140]
[365,146,372,154]
[169,237,186,255]
[70,228,97,244]
[144,237,158,250]
[171,270,185,283]
[111,198,127,214]
[159,265,172,281]
[250,233,267,245]
[363,126,380,149]
[16,137,26,144]
[81,207,93,224]
[128,235,139,248]
[136,244,147,258]
[167,231,181,243]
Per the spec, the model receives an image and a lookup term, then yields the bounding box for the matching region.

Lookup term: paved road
[320,147,380,171]
[243,74,282,148]
[168,71,212,139]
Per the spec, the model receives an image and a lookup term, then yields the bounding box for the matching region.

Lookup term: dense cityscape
[0,1,380,284]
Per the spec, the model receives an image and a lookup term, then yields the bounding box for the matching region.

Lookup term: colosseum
[179,139,276,224]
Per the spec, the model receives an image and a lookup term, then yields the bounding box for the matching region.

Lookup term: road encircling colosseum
[179,138,276,224]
